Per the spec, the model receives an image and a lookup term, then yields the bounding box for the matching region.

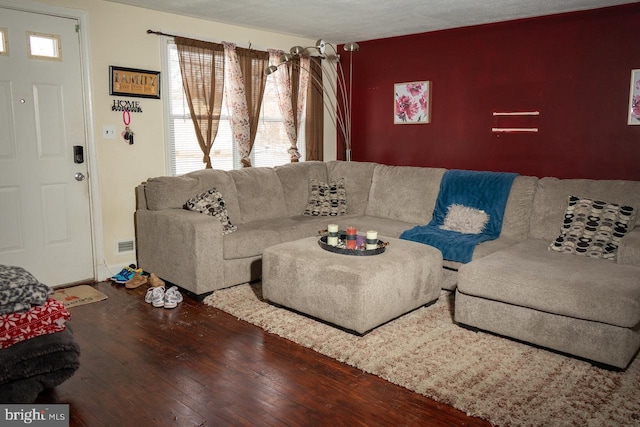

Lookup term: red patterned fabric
[0,299,70,349]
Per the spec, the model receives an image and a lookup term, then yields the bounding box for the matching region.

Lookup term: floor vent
[118,240,135,253]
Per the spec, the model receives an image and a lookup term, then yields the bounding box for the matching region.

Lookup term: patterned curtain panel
[268,50,310,162]
[228,44,270,167]
[174,36,225,169]
[223,42,252,167]
[269,49,297,161]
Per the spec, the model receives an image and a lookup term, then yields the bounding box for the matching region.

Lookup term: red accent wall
[344,4,640,180]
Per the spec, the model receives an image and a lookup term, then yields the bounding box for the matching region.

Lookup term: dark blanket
[0,327,80,403]
[400,169,517,263]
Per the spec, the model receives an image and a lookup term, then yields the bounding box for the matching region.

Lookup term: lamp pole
[343,42,359,161]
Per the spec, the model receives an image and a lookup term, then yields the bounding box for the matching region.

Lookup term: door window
[0,28,8,55]
[27,31,62,61]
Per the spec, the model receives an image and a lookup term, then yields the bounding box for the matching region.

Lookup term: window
[165,41,304,176]
[27,31,62,61]
[0,28,8,56]
[165,41,234,174]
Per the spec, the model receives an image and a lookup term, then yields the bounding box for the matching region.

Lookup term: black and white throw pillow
[185,188,237,234]
[549,195,635,261]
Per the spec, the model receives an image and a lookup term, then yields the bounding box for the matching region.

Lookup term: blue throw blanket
[400,169,517,263]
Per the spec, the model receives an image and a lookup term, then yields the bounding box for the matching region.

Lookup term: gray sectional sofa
[455,178,640,369]
[135,161,640,368]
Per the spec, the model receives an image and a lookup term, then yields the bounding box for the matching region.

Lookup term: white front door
[0,7,94,286]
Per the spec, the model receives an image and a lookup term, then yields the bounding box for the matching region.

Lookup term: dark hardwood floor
[37,281,491,426]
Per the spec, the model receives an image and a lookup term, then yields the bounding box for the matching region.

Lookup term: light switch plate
[103,125,117,139]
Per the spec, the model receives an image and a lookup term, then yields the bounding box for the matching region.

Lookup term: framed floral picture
[394,81,431,124]
[628,69,640,125]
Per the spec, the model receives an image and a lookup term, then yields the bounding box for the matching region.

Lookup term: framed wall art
[628,69,640,125]
[394,81,431,124]
[109,66,161,99]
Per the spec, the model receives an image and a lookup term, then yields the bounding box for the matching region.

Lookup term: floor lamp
[264,39,359,161]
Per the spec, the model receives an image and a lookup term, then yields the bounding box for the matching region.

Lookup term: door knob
[74,172,86,181]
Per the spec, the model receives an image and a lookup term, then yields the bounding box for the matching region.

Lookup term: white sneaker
[164,286,183,309]
[145,286,165,308]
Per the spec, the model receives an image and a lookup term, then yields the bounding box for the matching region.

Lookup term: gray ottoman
[262,236,443,334]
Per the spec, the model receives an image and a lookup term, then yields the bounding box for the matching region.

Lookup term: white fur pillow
[439,204,489,234]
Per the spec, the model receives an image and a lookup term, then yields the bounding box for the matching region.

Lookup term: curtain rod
[147,29,177,38]
[146,29,252,49]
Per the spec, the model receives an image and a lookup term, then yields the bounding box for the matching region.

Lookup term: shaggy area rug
[204,283,640,427]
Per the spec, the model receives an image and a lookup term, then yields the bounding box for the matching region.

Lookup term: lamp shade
[279,53,293,63]
[315,39,326,54]
[264,65,278,76]
[343,42,360,52]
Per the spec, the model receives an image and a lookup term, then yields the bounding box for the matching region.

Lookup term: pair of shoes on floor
[126,272,164,289]
[111,265,143,284]
[148,273,164,288]
[145,286,183,309]
[125,272,147,289]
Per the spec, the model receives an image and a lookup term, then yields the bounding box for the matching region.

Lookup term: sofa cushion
[144,169,241,222]
[222,215,338,260]
[366,164,446,223]
[275,161,328,216]
[458,239,640,328]
[222,219,285,259]
[529,177,640,242]
[618,229,640,266]
[500,175,538,239]
[185,188,237,234]
[326,161,377,215]
[303,178,347,216]
[228,167,288,224]
[549,195,636,261]
[443,236,523,270]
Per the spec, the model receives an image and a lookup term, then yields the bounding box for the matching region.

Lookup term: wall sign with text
[109,66,160,99]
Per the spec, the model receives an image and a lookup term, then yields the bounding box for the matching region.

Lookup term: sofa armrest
[135,184,148,211]
[135,209,225,296]
[618,227,640,267]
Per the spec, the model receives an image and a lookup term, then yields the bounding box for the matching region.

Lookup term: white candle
[366,230,378,250]
[327,224,339,246]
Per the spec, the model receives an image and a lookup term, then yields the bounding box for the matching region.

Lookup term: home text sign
[111,99,143,113]
[109,66,160,99]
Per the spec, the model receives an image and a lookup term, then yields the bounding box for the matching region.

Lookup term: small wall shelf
[492,111,539,133]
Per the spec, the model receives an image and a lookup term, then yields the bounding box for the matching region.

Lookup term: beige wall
[14,0,319,279]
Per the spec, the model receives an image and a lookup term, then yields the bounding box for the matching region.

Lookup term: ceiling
[106,0,638,44]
